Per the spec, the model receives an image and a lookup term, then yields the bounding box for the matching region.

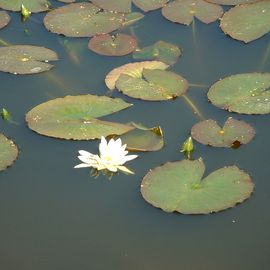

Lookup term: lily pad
[122,12,144,27]
[0,10,10,29]
[44,3,125,37]
[133,40,181,65]
[0,134,19,172]
[0,0,50,12]
[26,95,134,140]
[133,0,169,12]
[0,45,58,75]
[105,61,169,90]
[191,117,255,148]
[115,69,188,101]
[58,0,75,3]
[162,0,223,25]
[208,73,270,114]
[88,34,138,56]
[141,159,254,214]
[91,0,131,13]
[206,0,260,5]
[220,0,270,43]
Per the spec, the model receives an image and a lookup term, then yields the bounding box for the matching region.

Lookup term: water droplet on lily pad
[0,0,50,12]
[141,159,254,214]
[0,10,10,29]
[0,45,58,74]
[26,95,134,140]
[191,117,255,148]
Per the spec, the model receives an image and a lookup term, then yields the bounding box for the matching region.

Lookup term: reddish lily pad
[88,34,138,56]
[91,0,131,13]
[206,0,260,5]
[0,10,10,29]
[162,0,223,25]
[191,117,255,148]
[0,0,50,12]
[220,0,270,43]
[133,0,169,12]
[141,159,254,214]
[44,3,125,37]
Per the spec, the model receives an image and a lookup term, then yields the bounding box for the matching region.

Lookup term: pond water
[0,1,270,270]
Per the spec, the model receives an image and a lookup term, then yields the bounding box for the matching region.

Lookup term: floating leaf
[0,10,10,29]
[208,73,270,114]
[220,0,270,43]
[122,12,144,27]
[0,0,50,12]
[141,159,254,214]
[0,134,19,172]
[0,45,58,75]
[91,0,131,13]
[105,61,169,90]
[206,0,260,5]
[58,0,75,3]
[191,117,255,148]
[115,69,188,101]
[133,40,181,65]
[44,3,124,37]
[162,0,223,25]
[88,34,138,56]
[26,95,134,140]
[133,0,169,12]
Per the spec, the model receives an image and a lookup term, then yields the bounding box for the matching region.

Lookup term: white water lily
[74,136,138,174]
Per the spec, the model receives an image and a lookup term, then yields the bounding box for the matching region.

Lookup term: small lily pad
[0,0,50,12]
[26,95,134,140]
[133,40,181,65]
[0,45,58,75]
[220,0,270,43]
[115,69,188,101]
[141,159,254,214]
[44,3,125,37]
[162,0,223,25]
[206,0,260,5]
[191,117,255,148]
[91,0,131,13]
[208,73,270,114]
[0,10,10,29]
[0,134,19,172]
[105,61,169,90]
[122,12,144,27]
[88,34,138,56]
[133,0,169,12]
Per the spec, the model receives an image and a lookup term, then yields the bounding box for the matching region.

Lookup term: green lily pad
[44,3,125,37]
[58,0,75,3]
[162,0,223,25]
[115,69,188,101]
[0,134,19,172]
[220,0,270,43]
[122,12,144,27]
[88,34,138,56]
[0,0,50,12]
[191,117,255,148]
[206,0,260,5]
[208,73,270,114]
[0,10,10,29]
[105,61,169,90]
[91,0,131,13]
[133,40,181,65]
[0,45,58,75]
[141,159,254,214]
[133,0,169,12]
[26,95,134,140]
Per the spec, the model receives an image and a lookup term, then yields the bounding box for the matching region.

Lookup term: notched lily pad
[0,45,58,75]
[88,33,138,56]
[26,95,134,140]
[115,69,188,101]
[208,73,270,114]
[141,159,254,214]
[0,10,10,29]
[0,0,50,12]
[0,134,19,172]
[191,117,255,148]
[206,0,260,5]
[105,61,169,90]
[162,0,223,25]
[220,0,270,43]
[133,0,169,12]
[44,2,125,37]
[133,40,181,65]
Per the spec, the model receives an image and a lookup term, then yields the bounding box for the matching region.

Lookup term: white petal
[78,150,95,157]
[105,165,118,172]
[78,154,99,164]
[121,154,138,162]
[74,163,93,168]
[99,136,108,155]
[117,165,134,174]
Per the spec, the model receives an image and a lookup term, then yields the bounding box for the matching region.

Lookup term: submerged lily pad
[141,159,254,214]
[133,40,181,65]
[0,45,58,75]
[0,10,10,29]
[191,117,255,148]
[220,0,270,43]
[88,34,138,56]
[162,0,223,25]
[206,0,260,5]
[44,3,125,37]
[26,95,134,140]
[0,134,19,172]
[208,73,270,114]
[133,0,169,12]
[0,0,50,12]
[105,61,169,90]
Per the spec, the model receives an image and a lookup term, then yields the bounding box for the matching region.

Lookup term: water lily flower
[74,136,138,174]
